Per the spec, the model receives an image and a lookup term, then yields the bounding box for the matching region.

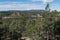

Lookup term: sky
[0,0,60,11]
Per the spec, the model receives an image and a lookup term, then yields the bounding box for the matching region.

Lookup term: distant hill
[0,10,45,17]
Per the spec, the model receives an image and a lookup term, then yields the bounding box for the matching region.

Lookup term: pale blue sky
[0,0,60,11]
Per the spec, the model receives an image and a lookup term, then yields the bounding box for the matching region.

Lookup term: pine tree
[45,3,50,12]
